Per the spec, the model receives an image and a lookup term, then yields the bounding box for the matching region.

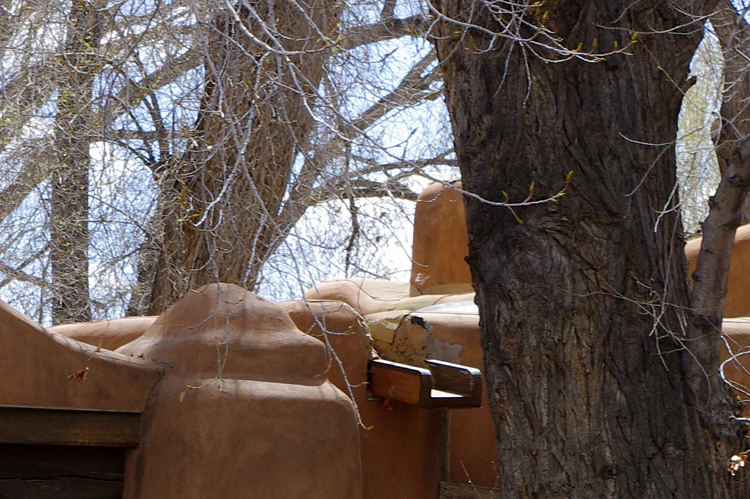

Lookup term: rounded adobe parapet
[411,181,471,293]
[50,316,157,351]
[116,283,327,381]
[0,299,163,411]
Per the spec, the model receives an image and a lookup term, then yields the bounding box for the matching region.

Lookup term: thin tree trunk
[713,1,750,224]
[50,0,103,323]
[435,2,747,496]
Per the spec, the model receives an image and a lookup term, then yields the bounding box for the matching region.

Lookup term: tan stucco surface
[50,316,157,351]
[118,284,363,498]
[124,376,361,499]
[280,299,443,499]
[411,181,472,293]
[719,319,750,418]
[0,299,162,411]
[284,295,500,493]
[303,279,412,316]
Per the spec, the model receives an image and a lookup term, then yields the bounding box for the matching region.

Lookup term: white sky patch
[258,195,417,302]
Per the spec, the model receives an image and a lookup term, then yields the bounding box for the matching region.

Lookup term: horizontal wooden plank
[427,360,483,409]
[0,405,140,447]
[369,359,484,408]
[439,481,501,498]
[0,444,125,498]
[369,359,432,406]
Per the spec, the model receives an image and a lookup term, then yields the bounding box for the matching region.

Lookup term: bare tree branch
[0,243,50,288]
[346,49,438,135]
[0,138,52,221]
[0,47,201,223]
[0,0,456,320]
[0,64,55,156]
[340,14,431,51]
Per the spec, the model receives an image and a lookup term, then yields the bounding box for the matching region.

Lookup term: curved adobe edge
[122,284,364,498]
[0,300,163,411]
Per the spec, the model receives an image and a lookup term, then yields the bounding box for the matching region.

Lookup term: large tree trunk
[435,3,747,496]
[49,0,103,323]
[132,2,340,315]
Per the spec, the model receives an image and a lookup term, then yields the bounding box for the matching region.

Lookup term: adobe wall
[0,285,363,499]
[0,299,162,411]
[280,300,442,499]
[50,316,157,351]
[118,284,363,499]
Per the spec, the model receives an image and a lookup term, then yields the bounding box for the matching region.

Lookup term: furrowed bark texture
[136,2,340,314]
[435,2,747,497]
[687,138,750,412]
[711,0,750,224]
[713,2,750,224]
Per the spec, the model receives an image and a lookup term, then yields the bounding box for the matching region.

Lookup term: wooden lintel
[0,405,141,447]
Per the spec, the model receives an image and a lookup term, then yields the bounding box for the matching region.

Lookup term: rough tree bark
[713,1,750,224]
[131,1,340,315]
[49,0,104,323]
[435,2,748,497]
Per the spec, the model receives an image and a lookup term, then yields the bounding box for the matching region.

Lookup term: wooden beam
[368,359,483,408]
[427,360,482,409]
[439,481,501,498]
[0,444,125,498]
[0,405,141,447]
[368,359,432,406]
